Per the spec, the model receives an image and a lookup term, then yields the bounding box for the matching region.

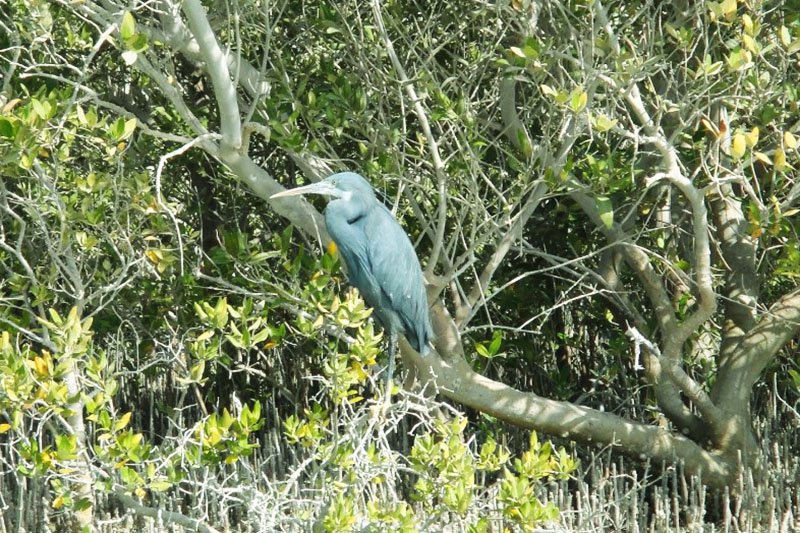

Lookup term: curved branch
[712,289,800,412]
[182,0,242,151]
[571,190,704,433]
[407,306,732,487]
[458,184,546,328]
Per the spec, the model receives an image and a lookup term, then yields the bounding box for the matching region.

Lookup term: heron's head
[270,172,375,202]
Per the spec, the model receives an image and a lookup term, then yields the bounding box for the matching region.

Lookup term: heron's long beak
[270,181,341,199]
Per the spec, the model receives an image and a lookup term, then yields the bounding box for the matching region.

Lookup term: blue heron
[271,172,433,391]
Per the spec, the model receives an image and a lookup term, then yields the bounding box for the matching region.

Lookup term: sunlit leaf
[741,14,754,35]
[779,26,792,47]
[753,151,771,165]
[731,132,746,159]
[774,148,787,171]
[745,127,759,148]
[596,196,614,229]
[120,12,136,41]
[115,412,132,431]
[592,114,617,132]
[784,131,797,150]
[122,50,138,66]
[570,89,588,114]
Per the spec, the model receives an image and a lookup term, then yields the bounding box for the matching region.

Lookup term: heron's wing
[362,204,432,353]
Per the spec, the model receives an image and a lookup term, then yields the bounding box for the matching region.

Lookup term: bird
[271,172,433,393]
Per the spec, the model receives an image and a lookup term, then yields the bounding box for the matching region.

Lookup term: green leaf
[190,360,206,382]
[475,343,489,358]
[727,48,752,71]
[31,99,51,120]
[489,331,503,356]
[569,89,588,114]
[788,369,800,389]
[592,114,617,132]
[596,196,614,229]
[128,33,148,52]
[149,481,172,492]
[121,118,137,140]
[120,12,136,41]
[0,117,16,138]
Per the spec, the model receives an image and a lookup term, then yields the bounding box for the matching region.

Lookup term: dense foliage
[1,0,799,530]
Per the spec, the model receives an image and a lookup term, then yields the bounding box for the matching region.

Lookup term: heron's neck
[326,196,369,225]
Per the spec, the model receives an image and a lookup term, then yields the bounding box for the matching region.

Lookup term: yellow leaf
[33,356,49,377]
[780,26,792,47]
[784,131,797,150]
[53,496,65,509]
[0,423,11,434]
[753,151,771,165]
[144,249,161,264]
[326,241,338,255]
[720,0,737,20]
[742,34,758,54]
[67,306,79,326]
[774,148,787,171]
[115,412,132,431]
[731,133,746,160]
[745,127,759,148]
[701,118,719,137]
[741,14,754,35]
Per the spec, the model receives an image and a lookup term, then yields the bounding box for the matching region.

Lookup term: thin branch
[371,0,447,272]
[459,183,546,327]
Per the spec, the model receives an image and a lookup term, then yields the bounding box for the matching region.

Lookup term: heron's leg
[383,331,398,404]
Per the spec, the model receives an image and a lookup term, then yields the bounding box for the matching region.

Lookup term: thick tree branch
[571,190,703,433]
[707,106,758,362]
[595,0,717,352]
[406,307,732,487]
[712,289,800,413]
[499,78,536,157]
[182,0,242,152]
[571,190,678,336]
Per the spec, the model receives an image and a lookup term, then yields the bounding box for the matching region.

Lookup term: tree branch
[458,184,546,328]
[371,0,447,272]
[406,308,732,487]
[182,0,242,152]
[712,289,800,413]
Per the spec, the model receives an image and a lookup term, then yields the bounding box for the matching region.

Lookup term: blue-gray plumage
[271,172,433,386]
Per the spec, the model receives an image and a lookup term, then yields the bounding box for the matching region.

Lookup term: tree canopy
[1,0,800,530]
